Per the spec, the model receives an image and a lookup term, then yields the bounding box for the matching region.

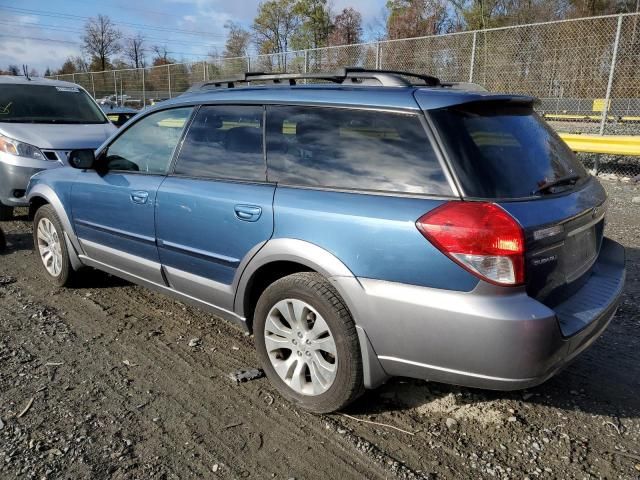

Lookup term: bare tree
[124,33,146,68]
[223,21,252,58]
[329,7,363,46]
[73,56,90,73]
[152,45,171,65]
[82,14,122,71]
[386,0,450,39]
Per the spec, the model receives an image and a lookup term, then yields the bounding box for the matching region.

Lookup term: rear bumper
[341,238,625,390]
[0,154,59,207]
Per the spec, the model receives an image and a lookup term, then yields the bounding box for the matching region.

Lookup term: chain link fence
[50,13,640,178]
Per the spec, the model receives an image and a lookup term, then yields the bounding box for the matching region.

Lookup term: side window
[174,105,265,181]
[266,106,451,195]
[104,107,193,174]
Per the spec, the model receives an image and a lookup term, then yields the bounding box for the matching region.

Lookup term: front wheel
[254,272,364,413]
[33,205,75,287]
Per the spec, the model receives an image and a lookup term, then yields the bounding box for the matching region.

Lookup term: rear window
[266,106,450,195]
[430,103,588,199]
[0,84,107,124]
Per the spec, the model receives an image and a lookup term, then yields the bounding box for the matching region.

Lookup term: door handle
[234,205,262,222]
[130,191,149,204]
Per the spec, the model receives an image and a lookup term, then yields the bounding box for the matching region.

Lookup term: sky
[0,0,387,74]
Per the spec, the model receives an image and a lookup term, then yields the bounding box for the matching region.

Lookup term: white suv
[0,76,116,219]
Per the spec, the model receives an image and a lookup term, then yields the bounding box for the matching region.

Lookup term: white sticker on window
[55,86,80,93]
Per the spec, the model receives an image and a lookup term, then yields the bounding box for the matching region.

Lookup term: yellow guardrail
[559,133,640,156]
[544,113,615,122]
[543,113,640,123]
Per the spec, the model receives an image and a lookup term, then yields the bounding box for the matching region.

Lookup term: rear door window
[266,106,451,195]
[174,105,265,181]
[429,103,588,199]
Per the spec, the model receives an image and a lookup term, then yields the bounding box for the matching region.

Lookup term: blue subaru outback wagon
[27,69,626,413]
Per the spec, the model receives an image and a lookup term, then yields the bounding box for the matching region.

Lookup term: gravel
[0,177,638,479]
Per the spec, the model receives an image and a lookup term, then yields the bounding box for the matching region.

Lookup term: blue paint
[156,177,275,285]
[273,187,479,291]
[71,171,165,261]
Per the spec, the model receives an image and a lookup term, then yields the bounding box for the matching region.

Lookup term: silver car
[0,76,116,220]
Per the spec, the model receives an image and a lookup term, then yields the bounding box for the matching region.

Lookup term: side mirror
[68,149,95,169]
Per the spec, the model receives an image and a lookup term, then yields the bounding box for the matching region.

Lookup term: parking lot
[0,177,637,479]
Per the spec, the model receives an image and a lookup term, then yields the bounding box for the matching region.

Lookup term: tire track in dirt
[1,217,425,479]
[2,178,640,479]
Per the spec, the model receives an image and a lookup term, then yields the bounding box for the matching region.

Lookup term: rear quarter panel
[273,187,479,291]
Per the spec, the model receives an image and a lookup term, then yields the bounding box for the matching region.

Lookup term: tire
[0,204,13,221]
[32,205,74,287]
[254,272,364,413]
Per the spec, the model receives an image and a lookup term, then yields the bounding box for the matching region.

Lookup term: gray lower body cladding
[338,237,625,390]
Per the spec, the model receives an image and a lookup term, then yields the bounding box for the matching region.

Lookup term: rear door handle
[234,205,262,222]
[131,191,149,204]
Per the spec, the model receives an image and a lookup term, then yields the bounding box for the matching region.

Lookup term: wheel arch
[234,239,356,328]
[28,185,84,271]
[234,238,389,389]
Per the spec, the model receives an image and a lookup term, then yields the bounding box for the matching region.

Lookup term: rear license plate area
[564,226,597,281]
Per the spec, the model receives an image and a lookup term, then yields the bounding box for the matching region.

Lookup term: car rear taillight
[416,202,525,286]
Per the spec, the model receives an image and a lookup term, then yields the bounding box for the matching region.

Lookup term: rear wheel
[33,205,74,287]
[254,272,364,413]
[0,205,13,221]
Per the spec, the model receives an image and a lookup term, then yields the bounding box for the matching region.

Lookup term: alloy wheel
[264,298,338,396]
[36,218,63,277]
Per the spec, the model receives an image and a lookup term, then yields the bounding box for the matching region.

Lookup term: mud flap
[356,325,390,389]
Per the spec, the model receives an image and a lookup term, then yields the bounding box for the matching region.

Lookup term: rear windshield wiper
[532,173,581,195]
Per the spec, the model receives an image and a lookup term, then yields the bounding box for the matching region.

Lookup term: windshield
[0,84,107,124]
[430,103,588,199]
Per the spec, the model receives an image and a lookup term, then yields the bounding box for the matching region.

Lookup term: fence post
[599,15,623,137]
[247,56,251,72]
[304,50,309,73]
[72,73,76,84]
[113,71,117,102]
[142,68,146,108]
[203,60,207,81]
[468,31,477,83]
[375,42,381,69]
[90,73,95,98]
[168,64,172,99]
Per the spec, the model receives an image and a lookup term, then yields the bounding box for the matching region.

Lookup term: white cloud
[0,36,78,75]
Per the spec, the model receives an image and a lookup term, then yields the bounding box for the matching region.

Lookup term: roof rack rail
[191,68,441,90]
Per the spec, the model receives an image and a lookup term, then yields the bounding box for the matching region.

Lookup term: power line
[53,0,180,19]
[0,19,223,48]
[0,33,78,45]
[0,33,214,58]
[0,5,227,38]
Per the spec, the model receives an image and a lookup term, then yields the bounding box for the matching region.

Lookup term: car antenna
[22,65,31,81]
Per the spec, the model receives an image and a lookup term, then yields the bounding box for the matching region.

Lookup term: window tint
[266,106,450,195]
[104,107,193,174]
[0,85,106,124]
[430,103,588,199]
[174,105,265,181]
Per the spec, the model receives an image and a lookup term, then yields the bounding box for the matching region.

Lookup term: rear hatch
[426,98,606,308]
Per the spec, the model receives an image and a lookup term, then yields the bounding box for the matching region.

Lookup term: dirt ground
[1,179,639,480]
